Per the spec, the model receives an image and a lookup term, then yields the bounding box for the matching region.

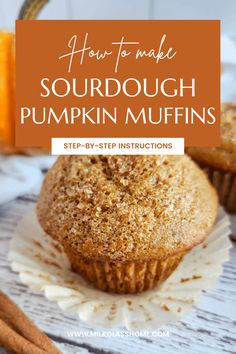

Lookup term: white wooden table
[0,191,236,354]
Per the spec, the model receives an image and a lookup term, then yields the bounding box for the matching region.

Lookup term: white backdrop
[0,0,236,37]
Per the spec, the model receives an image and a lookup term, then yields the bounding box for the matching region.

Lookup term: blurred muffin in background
[187,103,236,213]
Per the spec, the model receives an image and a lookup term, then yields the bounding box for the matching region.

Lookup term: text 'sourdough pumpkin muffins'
[37,155,218,294]
[188,103,236,213]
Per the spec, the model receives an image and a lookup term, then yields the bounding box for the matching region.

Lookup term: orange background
[15,20,220,148]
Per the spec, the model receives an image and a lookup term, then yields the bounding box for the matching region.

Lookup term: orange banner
[16,20,220,148]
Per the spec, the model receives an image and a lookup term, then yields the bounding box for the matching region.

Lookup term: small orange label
[16,20,220,148]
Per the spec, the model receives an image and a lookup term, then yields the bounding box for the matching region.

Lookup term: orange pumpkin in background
[0,0,68,155]
[0,0,49,154]
[0,30,15,151]
[0,29,47,155]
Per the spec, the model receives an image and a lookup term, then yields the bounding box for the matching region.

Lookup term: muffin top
[187,103,236,173]
[37,155,218,262]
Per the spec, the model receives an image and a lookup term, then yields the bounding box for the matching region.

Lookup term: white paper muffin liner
[8,208,232,330]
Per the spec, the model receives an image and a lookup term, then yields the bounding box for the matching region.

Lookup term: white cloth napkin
[0,156,56,205]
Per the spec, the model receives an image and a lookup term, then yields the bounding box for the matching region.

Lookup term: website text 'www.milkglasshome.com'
[66,330,170,338]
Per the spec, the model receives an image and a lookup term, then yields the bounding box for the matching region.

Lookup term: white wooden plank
[53,342,88,353]
[0,196,236,353]
[69,0,150,19]
[152,0,236,37]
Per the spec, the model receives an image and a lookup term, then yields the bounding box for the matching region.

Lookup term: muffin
[37,155,218,294]
[187,103,236,213]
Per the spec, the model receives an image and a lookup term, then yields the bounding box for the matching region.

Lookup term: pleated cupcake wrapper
[203,166,236,213]
[63,247,185,294]
[8,208,232,330]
